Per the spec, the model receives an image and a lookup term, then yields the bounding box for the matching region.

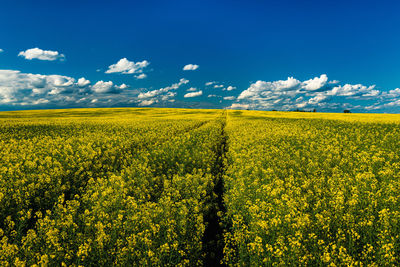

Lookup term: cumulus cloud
[2,67,398,112]
[135,73,147,79]
[214,84,224,88]
[229,103,249,109]
[91,81,128,94]
[161,92,177,102]
[138,99,156,106]
[18,48,65,61]
[184,90,203,98]
[307,94,328,105]
[137,78,189,105]
[138,78,189,99]
[0,70,89,104]
[77,77,91,87]
[106,58,149,74]
[235,74,387,111]
[363,88,400,110]
[327,84,378,97]
[91,81,115,93]
[116,83,128,90]
[237,77,301,101]
[205,81,216,86]
[31,98,49,105]
[383,88,400,98]
[224,86,236,91]
[0,69,132,107]
[302,74,328,91]
[183,64,199,71]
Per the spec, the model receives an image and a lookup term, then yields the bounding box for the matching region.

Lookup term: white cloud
[77,77,91,87]
[302,74,328,91]
[237,76,318,102]
[205,81,216,86]
[235,74,386,111]
[307,94,328,104]
[241,77,302,96]
[224,86,236,91]
[116,83,128,90]
[184,90,203,98]
[214,84,224,88]
[138,78,189,99]
[328,84,377,97]
[138,99,156,106]
[183,64,199,71]
[137,91,157,99]
[229,103,249,109]
[0,69,91,104]
[366,88,400,110]
[236,76,307,109]
[1,68,397,112]
[32,98,49,105]
[0,49,3,53]
[135,73,147,79]
[383,88,400,98]
[91,81,115,93]
[161,92,176,101]
[137,78,189,105]
[50,76,74,87]
[90,81,127,94]
[106,58,149,74]
[18,48,65,61]
[0,69,151,108]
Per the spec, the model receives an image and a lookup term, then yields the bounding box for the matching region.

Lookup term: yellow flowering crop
[1,108,400,265]
[223,110,400,266]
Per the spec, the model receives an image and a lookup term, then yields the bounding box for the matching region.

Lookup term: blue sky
[1,0,400,112]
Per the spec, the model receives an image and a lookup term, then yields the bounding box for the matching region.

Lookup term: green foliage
[2,108,400,266]
[223,114,400,266]
[0,108,224,266]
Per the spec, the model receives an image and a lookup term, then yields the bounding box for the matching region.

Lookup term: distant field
[1,108,400,266]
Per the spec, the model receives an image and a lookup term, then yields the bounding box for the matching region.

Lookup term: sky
[1,0,400,112]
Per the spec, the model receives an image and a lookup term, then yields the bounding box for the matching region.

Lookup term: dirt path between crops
[202,111,228,266]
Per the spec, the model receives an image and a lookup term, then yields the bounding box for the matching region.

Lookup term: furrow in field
[202,111,228,266]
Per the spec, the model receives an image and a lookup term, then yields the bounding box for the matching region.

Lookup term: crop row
[0,112,226,266]
[3,108,400,266]
[223,115,400,266]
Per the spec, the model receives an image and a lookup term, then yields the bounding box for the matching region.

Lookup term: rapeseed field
[1,108,399,266]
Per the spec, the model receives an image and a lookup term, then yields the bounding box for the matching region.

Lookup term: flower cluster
[223,110,400,265]
[0,108,225,266]
[2,108,400,265]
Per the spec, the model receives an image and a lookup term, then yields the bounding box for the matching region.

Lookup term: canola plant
[0,108,400,266]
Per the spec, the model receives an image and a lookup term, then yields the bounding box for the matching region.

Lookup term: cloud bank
[231,74,394,111]
[1,64,400,113]
[0,69,127,107]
